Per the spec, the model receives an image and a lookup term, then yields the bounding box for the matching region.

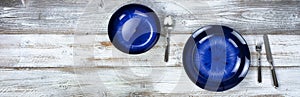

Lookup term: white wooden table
[0,0,299,96]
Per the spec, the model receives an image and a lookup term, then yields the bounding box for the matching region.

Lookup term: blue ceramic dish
[108,4,160,54]
[183,25,250,91]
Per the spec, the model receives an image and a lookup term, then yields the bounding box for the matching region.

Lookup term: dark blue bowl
[108,4,160,54]
[183,25,250,91]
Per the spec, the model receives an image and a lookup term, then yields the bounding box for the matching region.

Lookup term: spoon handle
[164,29,170,62]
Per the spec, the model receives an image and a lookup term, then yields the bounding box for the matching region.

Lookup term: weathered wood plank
[0,67,299,96]
[0,34,299,67]
[1,0,299,35]
[0,0,25,7]
[0,0,89,34]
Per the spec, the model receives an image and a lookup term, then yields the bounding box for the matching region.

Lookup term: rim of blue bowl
[108,4,161,54]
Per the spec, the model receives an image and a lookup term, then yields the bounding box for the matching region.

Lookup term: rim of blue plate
[108,4,160,54]
[182,25,251,91]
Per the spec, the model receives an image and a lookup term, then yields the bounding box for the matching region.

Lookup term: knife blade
[263,34,279,88]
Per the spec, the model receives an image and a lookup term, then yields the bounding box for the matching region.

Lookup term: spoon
[163,15,174,62]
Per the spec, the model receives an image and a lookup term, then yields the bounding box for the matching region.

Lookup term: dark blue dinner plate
[108,4,160,54]
[183,25,250,91]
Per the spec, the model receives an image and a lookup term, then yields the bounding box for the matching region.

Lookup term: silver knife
[263,34,279,88]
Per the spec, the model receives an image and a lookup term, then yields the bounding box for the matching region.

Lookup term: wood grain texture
[0,67,299,96]
[1,0,300,96]
[0,34,299,67]
[1,0,299,35]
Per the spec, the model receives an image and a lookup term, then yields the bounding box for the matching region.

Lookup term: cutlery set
[108,3,279,91]
[255,35,279,88]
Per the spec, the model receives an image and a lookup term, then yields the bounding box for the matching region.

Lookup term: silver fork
[256,41,263,83]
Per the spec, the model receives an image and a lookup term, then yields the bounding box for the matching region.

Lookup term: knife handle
[271,68,279,88]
